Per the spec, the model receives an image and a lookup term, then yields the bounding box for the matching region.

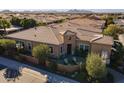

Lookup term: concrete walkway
[0,57,78,83]
[109,68,124,83]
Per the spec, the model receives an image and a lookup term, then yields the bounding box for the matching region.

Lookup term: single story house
[6,18,113,60]
[0,26,23,34]
[114,19,124,28]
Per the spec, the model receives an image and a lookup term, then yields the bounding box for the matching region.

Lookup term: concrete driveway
[0,57,78,83]
[0,67,47,83]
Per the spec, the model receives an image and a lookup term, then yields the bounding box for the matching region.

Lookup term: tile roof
[6,18,113,45]
[7,26,61,45]
[114,19,124,26]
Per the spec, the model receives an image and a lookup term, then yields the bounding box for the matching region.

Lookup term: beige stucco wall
[91,43,112,57]
[9,38,60,58]
[7,36,112,58]
[63,33,76,55]
[32,42,60,57]
[76,40,112,57]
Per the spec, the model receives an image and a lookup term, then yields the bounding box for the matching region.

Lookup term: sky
[0,0,124,10]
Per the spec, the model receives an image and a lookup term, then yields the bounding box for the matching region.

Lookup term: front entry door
[67,44,72,55]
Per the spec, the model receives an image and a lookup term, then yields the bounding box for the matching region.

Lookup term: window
[21,42,25,47]
[20,41,24,48]
[101,50,109,59]
[80,44,90,52]
[68,36,71,40]
[80,44,84,50]
[85,45,90,52]
[28,43,32,50]
[50,47,53,53]
[61,47,63,53]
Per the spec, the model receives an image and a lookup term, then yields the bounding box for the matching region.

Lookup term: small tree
[32,44,50,65]
[48,62,57,71]
[0,39,16,49]
[0,39,16,55]
[105,16,114,26]
[103,24,123,39]
[86,53,107,79]
[0,18,11,33]
[10,16,21,26]
[20,18,37,29]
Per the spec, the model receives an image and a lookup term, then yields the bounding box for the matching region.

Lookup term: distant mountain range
[90,9,124,13]
[66,9,92,13]
[1,9,124,13]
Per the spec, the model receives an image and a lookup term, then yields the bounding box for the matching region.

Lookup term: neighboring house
[6,18,113,59]
[0,26,23,34]
[114,19,124,45]
[114,19,124,28]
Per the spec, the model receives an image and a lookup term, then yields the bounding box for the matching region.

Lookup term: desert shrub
[0,39,16,55]
[86,53,107,79]
[48,62,58,71]
[32,44,50,65]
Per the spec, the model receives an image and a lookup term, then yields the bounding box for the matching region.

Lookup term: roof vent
[34,34,36,37]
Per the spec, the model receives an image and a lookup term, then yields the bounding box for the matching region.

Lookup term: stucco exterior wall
[32,41,60,57]
[7,36,112,58]
[9,38,60,58]
[91,43,112,57]
[63,33,76,55]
